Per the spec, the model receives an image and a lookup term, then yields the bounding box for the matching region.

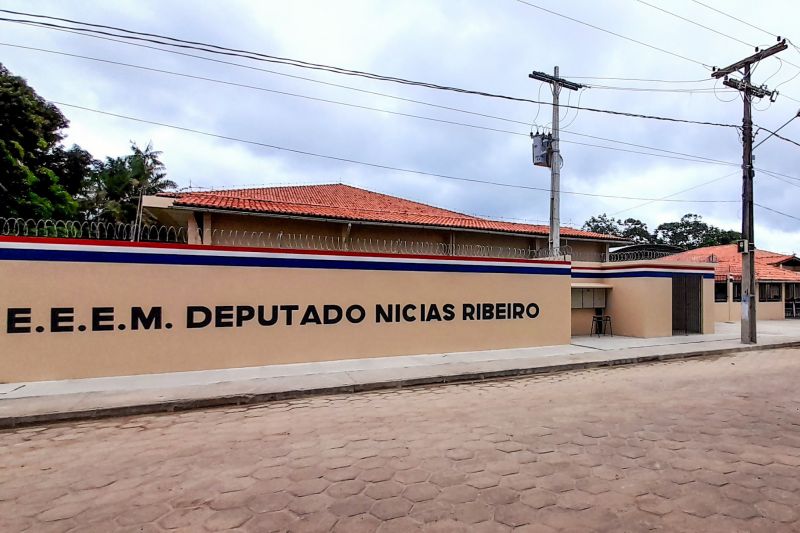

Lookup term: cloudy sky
[2,0,799,252]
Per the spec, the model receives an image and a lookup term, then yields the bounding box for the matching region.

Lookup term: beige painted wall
[571,262,715,338]
[605,277,673,338]
[571,308,596,336]
[702,278,714,334]
[0,258,571,382]
[714,280,787,322]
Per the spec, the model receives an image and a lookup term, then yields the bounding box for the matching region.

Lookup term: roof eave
[169,204,626,244]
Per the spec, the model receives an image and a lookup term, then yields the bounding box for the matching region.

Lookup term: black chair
[591,315,613,337]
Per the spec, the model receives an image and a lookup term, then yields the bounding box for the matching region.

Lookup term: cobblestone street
[2,348,800,532]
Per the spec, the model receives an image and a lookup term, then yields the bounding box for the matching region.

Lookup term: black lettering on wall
[526,303,540,319]
[323,305,343,325]
[131,307,162,330]
[215,306,234,327]
[375,304,393,323]
[300,305,322,326]
[443,304,455,321]
[187,306,212,328]
[257,305,278,326]
[92,307,114,331]
[51,307,75,333]
[7,308,32,334]
[280,305,299,325]
[346,305,366,324]
[402,304,416,322]
[236,306,255,327]
[463,304,475,320]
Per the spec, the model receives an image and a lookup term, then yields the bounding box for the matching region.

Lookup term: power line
[688,0,778,40]
[51,100,740,205]
[512,0,713,68]
[759,170,800,189]
[610,171,740,216]
[755,202,800,222]
[0,42,749,169]
[684,0,800,75]
[755,124,800,149]
[635,0,754,48]
[0,12,742,129]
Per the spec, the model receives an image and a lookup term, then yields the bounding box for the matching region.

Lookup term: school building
[667,244,800,322]
[0,184,717,382]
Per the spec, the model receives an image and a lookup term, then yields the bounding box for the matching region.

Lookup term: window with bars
[732,282,742,302]
[714,282,728,303]
[759,282,782,302]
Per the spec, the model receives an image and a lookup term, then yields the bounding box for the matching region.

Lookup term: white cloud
[1,0,798,252]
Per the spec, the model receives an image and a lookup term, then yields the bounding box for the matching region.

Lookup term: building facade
[667,244,800,321]
[143,184,624,258]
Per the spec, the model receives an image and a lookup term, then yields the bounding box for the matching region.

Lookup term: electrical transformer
[531,133,552,167]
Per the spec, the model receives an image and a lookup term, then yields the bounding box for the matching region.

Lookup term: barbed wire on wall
[0,218,575,260]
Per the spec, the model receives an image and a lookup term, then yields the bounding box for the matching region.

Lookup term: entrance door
[673,274,702,334]
[786,283,800,319]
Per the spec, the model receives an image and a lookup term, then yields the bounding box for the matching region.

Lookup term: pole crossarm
[528,71,585,91]
[711,40,788,78]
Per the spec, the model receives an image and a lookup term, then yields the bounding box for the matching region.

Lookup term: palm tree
[82,141,176,225]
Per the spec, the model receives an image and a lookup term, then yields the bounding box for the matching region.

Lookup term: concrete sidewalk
[2,321,800,428]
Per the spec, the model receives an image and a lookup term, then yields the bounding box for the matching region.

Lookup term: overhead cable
[0,12,741,129]
[51,101,740,205]
[0,42,750,169]
[755,202,800,222]
[511,0,713,68]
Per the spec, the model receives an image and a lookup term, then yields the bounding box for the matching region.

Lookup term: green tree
[654,213,741,249]
[619,218,653,244]
[582,214,621,236]
[82,142,176,223]
[0,63,92,219]
[582,214,653,243]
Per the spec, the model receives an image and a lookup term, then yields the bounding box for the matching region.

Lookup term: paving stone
[330,494,375,517]
[453,501,492,523]
[290,511,338,533]
[754,500,799,523]
[332,514,380,533]
[369,497,413,520]
[479,486,519,505]
[494,501,536,527]
[402,482,440,502]
[439,484,479,504]
[365,481,403,500]
[536,474,575,493]
[636,494,673,516]
[327,479,366,498]
[466,472,501,489]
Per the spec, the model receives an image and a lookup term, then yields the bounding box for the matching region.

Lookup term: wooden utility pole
[712,39,787,344]
[529,68,584,251]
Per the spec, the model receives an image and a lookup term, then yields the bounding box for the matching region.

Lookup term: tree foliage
[81,142,177,223]
[0,63,90,219]
[0,63,176,223]
[583,212,741,250]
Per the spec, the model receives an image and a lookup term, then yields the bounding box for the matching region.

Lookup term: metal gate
[786,283,800,319]
[673,274,702,334]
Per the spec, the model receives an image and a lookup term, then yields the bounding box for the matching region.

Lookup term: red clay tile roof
[665,244,800,282]
[163,184,622,242]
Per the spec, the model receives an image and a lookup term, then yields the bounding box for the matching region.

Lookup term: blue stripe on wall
[0,248,572,276]
[572,271,715,279]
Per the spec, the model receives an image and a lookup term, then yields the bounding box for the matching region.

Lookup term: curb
[2,341,799,430]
